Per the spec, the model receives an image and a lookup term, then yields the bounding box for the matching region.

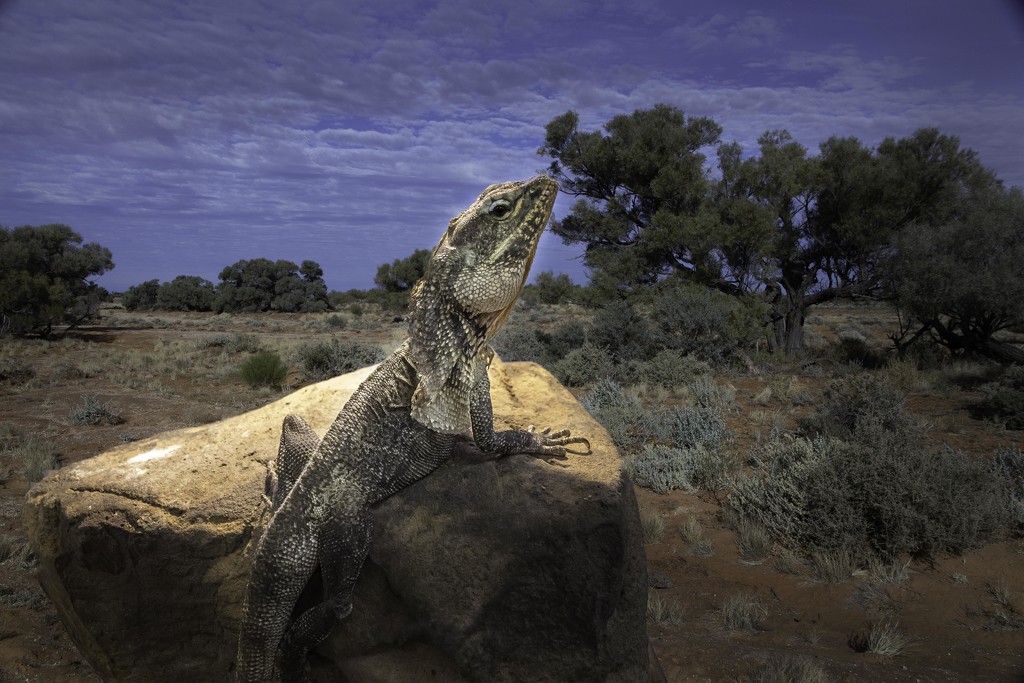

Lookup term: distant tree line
[539,103,1024,360]
[123,258,330,313]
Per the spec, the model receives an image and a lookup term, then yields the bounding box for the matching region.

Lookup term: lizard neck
[405,284,493,434]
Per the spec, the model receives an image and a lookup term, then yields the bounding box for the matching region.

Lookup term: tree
[215,258,330,313]
[157,276,216,311]
[374,248,431,292]
[539,105,723,294]
[0,224,114,336]
[123,279,161,311]
[888,185,1024,363]
[540,103,1002,356]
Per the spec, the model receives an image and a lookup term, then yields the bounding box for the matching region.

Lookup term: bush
[729,431,1008,561]
[296,339,386,381]
[538,318,589,361]
[637,349,711,389]
[808,373,921,448]
[581,379,661,452]
[522,271,578,305]
[589,299,658,362]
[624,443,736,494]
[492,327,550,365]
[650,283,762,362]
[552,343,614,386]
[240,351,288,389]
[994,446,1024,532]
[226,333,263,354]
[0,357,34,385]
[68,395,124,426]
[978,366,1024,430]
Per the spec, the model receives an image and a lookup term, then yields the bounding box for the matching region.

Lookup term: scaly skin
[236,176,589,681]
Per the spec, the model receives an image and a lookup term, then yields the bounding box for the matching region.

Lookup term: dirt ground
[1,305,1022,682]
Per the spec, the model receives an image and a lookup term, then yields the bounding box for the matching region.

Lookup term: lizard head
[406,175,558,433]
[412,174,558,340]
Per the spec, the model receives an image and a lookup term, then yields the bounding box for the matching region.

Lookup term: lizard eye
[488,199,512,218]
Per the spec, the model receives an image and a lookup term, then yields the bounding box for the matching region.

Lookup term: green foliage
[590,299,659,362]
[650,282,762,362]
[978,364,1024,430]
[123,279,160,311]
[156,275,216,311]
[240,351,288,389]
[0,357,35,385]
[889,185,1024,361]
[522,271,578,305]
[624,444,734,494]
[637,349,710,389]
[541,104,999,356]
[374,248,431,292]
[552,343,614,386]
[0,224,114,335]
[215,258,329,313]
[295,339,386,381]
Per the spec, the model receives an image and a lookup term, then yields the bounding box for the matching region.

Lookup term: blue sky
[2,0,1023,292]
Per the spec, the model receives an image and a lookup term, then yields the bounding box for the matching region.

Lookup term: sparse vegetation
[720,592,768,631]
[751,656,830,683]
[641,509,666,544]
[67,395,124,426]
[647,593,686,625]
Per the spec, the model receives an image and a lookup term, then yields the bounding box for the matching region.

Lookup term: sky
[2,0,1023,293]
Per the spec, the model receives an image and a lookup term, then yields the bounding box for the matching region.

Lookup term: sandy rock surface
[24,359,649,681]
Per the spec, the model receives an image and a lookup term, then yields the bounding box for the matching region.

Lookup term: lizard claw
[526,425,592,457]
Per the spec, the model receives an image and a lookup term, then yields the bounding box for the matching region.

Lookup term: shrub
[295,339,385,381]
[808,373,922,449]
[226,333,263,354]
[552,343,615,386]
[325,314,347,329]
[978,366,1024,430]
[240,351,288,389]
[0,357,35,385]
[589,299,658,362]
[637,349,711,389]
[650,283,762,363]
[538,318,589,362]
[492,327,550,365]
[581,379,660,452]
[729,432,1008,561]
[994,446,1024,531]
[660,402,730,451]
[68,395,124,426]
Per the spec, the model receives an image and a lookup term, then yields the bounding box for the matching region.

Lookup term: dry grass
[720,592,768,631]
[752,655,830,683]
[809,549,857,583]
[865,620,911,656]
[647,593,685,625]
[680,514,714,557]
[641,509,665,544]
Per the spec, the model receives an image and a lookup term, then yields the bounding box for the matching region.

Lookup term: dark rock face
[24,361,650,681]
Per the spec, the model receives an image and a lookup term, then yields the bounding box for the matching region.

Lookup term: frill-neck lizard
[236,175,590,681]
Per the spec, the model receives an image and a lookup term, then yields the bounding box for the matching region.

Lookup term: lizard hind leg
[267,414,321,511]
[278,490,371,681]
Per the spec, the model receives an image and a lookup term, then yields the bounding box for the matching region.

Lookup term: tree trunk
[783,304,805,356]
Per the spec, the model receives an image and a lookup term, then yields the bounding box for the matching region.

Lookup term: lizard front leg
[469,363,590,457]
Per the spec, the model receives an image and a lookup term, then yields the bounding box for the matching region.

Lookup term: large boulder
[24,359,651,682]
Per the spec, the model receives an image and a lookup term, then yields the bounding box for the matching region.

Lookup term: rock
[24,359,650,682]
